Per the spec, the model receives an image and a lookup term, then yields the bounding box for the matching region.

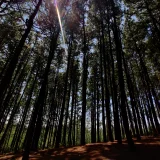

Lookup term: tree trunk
[0,0,42,111]
[110,0,135,150]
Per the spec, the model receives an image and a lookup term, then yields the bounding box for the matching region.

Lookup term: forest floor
[0,136,160,160]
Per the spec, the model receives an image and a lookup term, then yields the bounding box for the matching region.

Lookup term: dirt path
[0,136,160,160]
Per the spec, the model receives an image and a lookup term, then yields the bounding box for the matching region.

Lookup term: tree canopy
[0,0,160,159]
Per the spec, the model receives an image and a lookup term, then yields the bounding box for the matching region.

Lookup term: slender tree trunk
[101,18,113,142]
[0,0,42,111]
[123,54,141,140]
[68,64,76,145]
[110,0,135,149]
[81,14,88,145]
[99,36,107,142]
[107,20,122,143]
[22,32,58,160]
[96,81,100,142]
[55,39,72,148]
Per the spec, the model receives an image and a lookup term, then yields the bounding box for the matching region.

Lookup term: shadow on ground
[0,136,160,160]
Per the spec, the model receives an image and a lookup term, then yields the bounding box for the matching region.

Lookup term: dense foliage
[0,0,160,159]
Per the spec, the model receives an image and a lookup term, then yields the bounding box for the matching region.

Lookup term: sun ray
[54,0,68,56]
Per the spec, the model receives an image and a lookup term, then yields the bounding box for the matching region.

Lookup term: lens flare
[54,0,68,56]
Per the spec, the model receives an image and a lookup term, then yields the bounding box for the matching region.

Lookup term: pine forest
[0,0,160,159]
